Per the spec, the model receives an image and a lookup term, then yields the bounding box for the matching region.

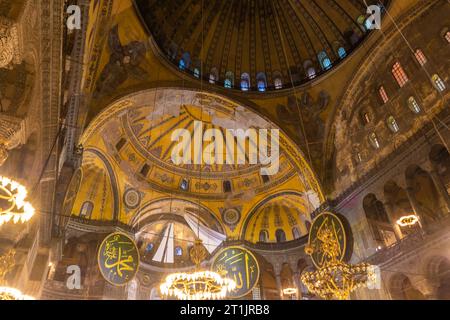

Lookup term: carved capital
[0,16,22,69]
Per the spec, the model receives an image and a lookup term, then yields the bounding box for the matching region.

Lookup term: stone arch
[389,273,426,300]
[405,165,442,224]
[362,193,396,248]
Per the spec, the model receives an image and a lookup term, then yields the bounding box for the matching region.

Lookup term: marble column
[292,271,302,300]
[382,201,403,240]
[275,273,283,300]
[428,167,450,217]
[405,185,426,229]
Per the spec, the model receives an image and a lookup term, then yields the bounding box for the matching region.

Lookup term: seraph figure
[94,25,147,98]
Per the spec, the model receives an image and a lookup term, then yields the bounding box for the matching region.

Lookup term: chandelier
[301,217,376,300]
[0,176,35,226]
[0,250,34,300]
[301,259,376,300]
[0,286,35,300]
[396,214,419,227]
[160,240,236,300]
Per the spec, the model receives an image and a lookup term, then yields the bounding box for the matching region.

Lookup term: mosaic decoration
[123,188,141,209]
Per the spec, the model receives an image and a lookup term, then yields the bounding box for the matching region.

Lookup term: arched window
[241,73,250,91]
[179,52,191,70]
[145,243,154,252]
[275,229,286,243]
[360,111,371,125]
[445,31,450,43]
[387,116,400,133]
[414,49,427,66]
[259,230,269,242]
[256,72,267,92]
[318,51,332,71]
[392,62,409,87]
[224,71,234,89]
[307,67,316,79]
[355,152,363,163]
[194,68,200,78]
[369,132,381,149]
[432,74,446,92]
[338,47,347,59]
[272,71,283,89]
[379,86,389,104]
[292,227,301,239]
[180,178,189,191]
[407,96,421,114]
[178,59,186,70]
[209,68,218,84]
[175,246,183,256]
[80,201,94,218]
[274,78,283,90]
[304,60,316,79]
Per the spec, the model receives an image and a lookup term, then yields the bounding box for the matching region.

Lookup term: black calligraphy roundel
[211,246,260,298]
[98,232,140,286]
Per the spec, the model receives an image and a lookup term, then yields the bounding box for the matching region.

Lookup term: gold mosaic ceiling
[135,0,389,88]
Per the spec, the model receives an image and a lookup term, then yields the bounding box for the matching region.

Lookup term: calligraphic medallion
[211,246,259,298]
[97,232,140,286]
[307,212,353,269]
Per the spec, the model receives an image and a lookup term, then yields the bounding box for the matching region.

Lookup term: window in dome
[209,68,218,84]
[194,68,200,78]
[259,230,269,243]
[407,96,421,114]
[224,71,234,88]
[223,180,232,193]
[241,73,250,91]
[180,179,189,191]
[275,229,286,243]
[414,49,427,66]
[115,138,126,151]
[175,246,183,256]
[387,116,400,133]
[318,51,332,70]
[256,72,267,92]
[178,59,186,70]
[80,201,93,218]
[307,67,316,79]
[292,227,301,240]
[445,31,450,43]
[369,132,381,149]
[355,152,363,163]
[392,62,409,87]
[304,60,316,79]
[145,243,154,252]
[140,164,151,177]
[274,77,283,89]
[338,47,347,59]
[432,74,446,92]
[361,111,371,125]
[379,86,389,104]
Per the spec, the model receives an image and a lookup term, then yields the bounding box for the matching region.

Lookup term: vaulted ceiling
[135,0,389,88]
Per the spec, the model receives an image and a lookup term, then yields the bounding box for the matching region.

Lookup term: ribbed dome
[135,0,389,90]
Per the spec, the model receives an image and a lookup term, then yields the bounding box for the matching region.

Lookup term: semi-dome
[135,0,389,90]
